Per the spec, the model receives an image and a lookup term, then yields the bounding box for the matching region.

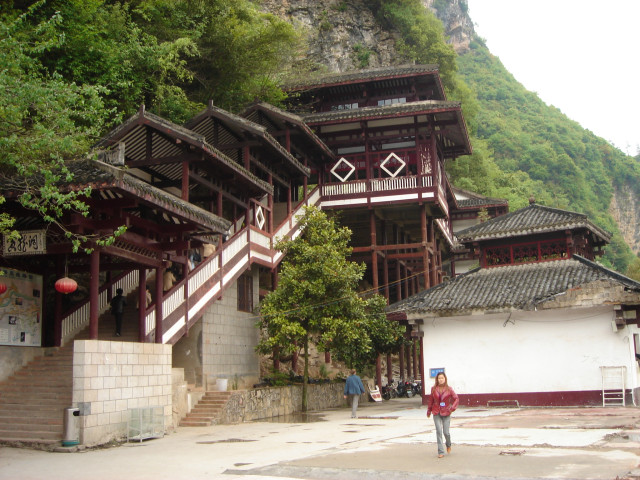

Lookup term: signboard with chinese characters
[429,367,445,378]
[0,268,43,346]
[3,230,46,256]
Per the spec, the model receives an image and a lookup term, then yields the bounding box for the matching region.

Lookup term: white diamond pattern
[330,157,356,182]
[255,206,266,229]
[380,152,406,178]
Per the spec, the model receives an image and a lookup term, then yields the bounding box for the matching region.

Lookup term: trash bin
[62,407,80,446]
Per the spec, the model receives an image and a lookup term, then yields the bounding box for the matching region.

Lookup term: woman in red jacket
[427,372,459,458]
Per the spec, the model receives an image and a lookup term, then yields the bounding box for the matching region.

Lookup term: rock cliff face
[260,0,473,72]
[609,183,640,254]
[261,0,399,73]
[261,0,640,257]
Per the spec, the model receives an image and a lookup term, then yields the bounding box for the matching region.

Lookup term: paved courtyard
[1,398,639,480]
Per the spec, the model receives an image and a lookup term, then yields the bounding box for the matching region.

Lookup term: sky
[465,0,640,156]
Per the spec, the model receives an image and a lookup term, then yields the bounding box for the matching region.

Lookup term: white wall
[418,306,638,396]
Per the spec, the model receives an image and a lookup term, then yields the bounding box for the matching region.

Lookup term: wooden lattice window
[237,274,253,312]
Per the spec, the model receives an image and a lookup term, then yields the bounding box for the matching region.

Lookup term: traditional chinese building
[387,200,640,406]
[0,64,500,444]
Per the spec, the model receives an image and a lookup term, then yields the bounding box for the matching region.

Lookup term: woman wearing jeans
[427,372,459,458]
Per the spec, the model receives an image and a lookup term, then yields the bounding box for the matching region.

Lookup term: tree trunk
[302,333,309,412]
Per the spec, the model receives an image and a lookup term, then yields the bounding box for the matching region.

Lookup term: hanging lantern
[0,282,6,295]
[55,276,77,294]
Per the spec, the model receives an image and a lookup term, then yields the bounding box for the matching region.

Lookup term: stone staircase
[0,293,142,445]
[179,391,233,427]
[0,346,73,444]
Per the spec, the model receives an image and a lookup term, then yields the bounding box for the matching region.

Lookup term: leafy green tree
[0,4,111,249]
[256,207,400,410]
[129,0,302,112]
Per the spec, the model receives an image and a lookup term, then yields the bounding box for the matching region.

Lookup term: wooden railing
[321,174,436,198]
[61,270,141,346]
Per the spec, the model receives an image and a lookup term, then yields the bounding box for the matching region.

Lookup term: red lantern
[55,277,77,294]
[0,282,6,295]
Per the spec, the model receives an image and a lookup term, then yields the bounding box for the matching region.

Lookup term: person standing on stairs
[110,288,127,337]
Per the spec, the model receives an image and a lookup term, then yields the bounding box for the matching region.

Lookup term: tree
[0,3,111,249]
[256,206,402,410]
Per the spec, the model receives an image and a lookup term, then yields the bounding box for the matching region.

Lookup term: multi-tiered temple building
[2,65,636,445]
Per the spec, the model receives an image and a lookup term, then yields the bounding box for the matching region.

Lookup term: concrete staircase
[0,293,142,445]
[179,391,233,427]
[0,346,73,444]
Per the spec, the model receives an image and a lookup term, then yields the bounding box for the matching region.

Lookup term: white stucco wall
[419,305,640,396]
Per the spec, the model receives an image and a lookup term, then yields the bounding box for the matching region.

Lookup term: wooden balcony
[320,173,448,213]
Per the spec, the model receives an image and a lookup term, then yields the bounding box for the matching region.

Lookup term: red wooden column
[412,339,418,379]
[370,210,379,296]
[376,354,382,389]
[417,332,426,404]
[181,160,189,201]
[386,353,392,385]
[138,268,147,342]
[89,249,100,340]
[399,344,405,380]
[268,174,274,234]
[53,257,63,346]
[405,336,412,379]
[154,265,164,344]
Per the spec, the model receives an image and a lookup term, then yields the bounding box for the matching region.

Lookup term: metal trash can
[62,407,80,446]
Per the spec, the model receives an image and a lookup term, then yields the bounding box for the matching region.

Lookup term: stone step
[0,420,63,432]
[0,406,64,417]
[0,428,62,442]
[179,419,212,427]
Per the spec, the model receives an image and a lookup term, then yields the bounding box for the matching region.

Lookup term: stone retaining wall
[218,382,361,423]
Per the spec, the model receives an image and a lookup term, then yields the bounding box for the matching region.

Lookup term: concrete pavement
[1,397,639,480]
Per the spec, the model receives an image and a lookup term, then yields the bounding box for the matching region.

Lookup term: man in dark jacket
[343,369,366,418]
[110,288,127,337]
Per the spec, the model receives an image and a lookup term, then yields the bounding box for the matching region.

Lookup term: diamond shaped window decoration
[255,206,266,229]
[330,157,356,183]
[380,152,406,178]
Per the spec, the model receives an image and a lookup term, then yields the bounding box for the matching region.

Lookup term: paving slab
[0,399,638,480]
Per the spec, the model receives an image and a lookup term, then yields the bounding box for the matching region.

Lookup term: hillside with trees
[1,0,638,276]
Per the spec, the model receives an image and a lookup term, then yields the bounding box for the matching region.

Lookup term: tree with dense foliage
[455,36,640,271]
[0,3,110,248]
[256,207,404,410]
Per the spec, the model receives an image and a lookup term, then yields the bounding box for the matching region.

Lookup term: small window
[237,274,253,312]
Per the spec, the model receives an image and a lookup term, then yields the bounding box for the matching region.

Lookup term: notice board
[0,268,43,346]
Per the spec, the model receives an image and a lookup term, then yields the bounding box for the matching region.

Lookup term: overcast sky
[465,0,640,156]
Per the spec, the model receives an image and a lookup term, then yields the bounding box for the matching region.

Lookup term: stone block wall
[218,382,350,423]
[201,267,260,390]
[72,340,172,446]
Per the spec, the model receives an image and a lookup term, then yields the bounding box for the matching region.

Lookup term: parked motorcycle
[410,380,422,397]
[381,382,398,400]
[395,380,414,398]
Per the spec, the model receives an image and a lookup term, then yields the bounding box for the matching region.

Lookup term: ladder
[600,366,626,406]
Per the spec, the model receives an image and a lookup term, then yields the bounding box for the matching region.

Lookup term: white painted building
[389,203,640,406]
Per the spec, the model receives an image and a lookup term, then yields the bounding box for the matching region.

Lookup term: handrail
[60,270,141,346]
[152,186,322,344]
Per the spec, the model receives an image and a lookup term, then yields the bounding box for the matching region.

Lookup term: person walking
[427,372,459,458]
[343,369,366,419]
[110,288,127,337]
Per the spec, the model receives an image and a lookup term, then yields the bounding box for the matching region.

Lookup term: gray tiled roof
[455,204,611,243]
[386,256,640,316]
[284,64,439,91]
[63,159,231,233]
[452,186,508,209]
[303,100,462,124]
